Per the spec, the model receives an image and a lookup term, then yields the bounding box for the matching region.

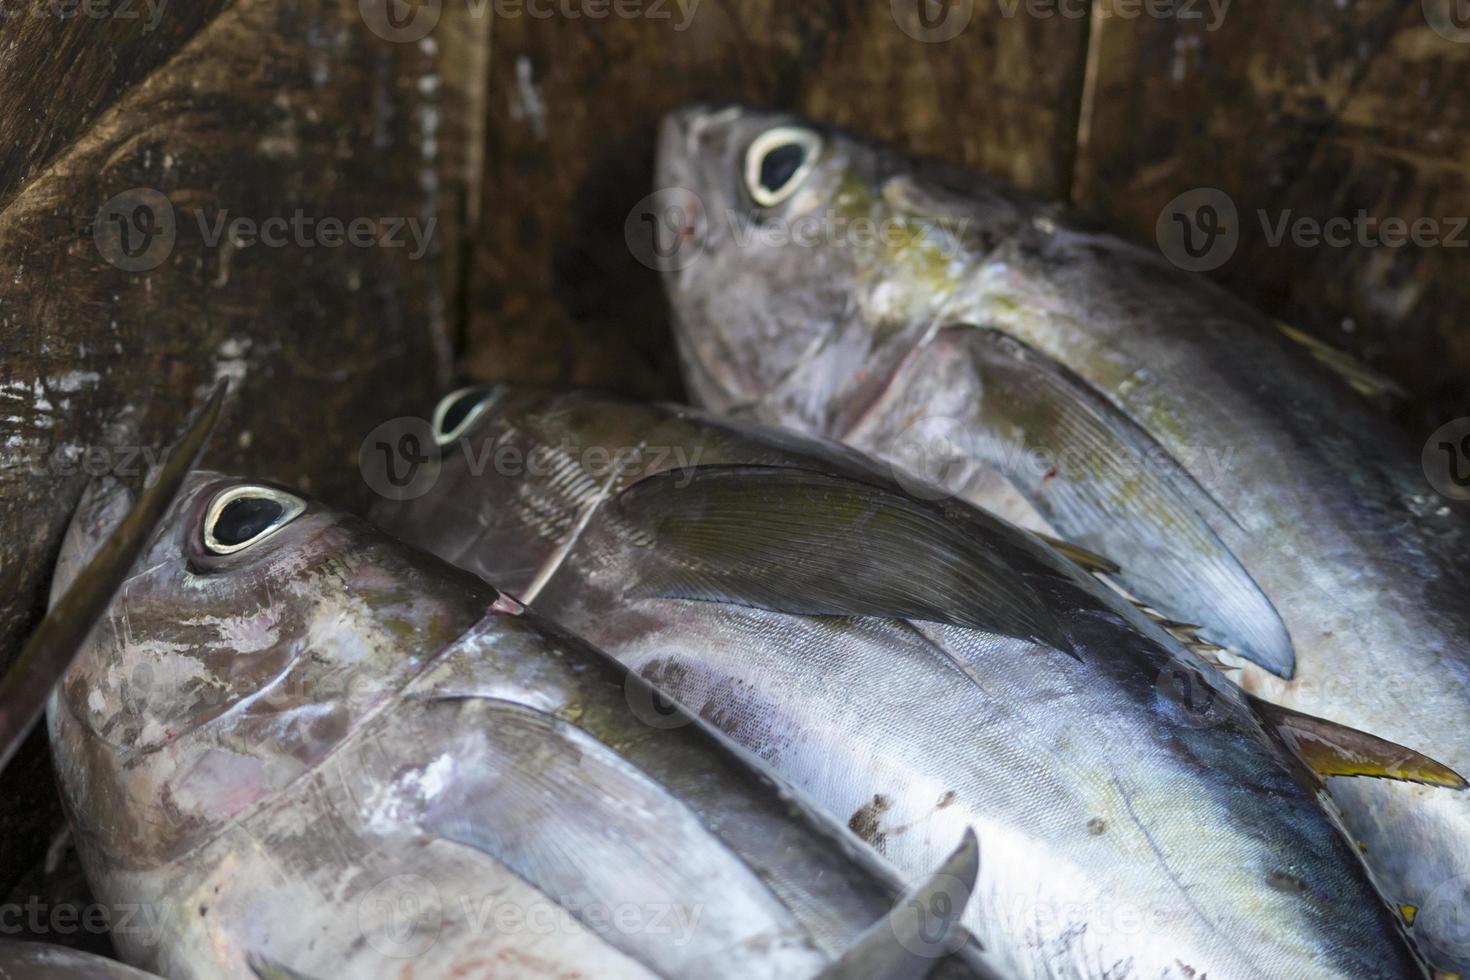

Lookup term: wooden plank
[1073,0,1470,432]
[0,0,235,200]
[0,0,487,903]
[465,0,1092,395]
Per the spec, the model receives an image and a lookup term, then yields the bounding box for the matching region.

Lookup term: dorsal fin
[1250,696,1467,789]
[817,828,995,980]
[0,382,225,772]
[613,465,1073,656]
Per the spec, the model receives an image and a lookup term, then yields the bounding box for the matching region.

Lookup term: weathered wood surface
[466,0,1091,396]
[467,0,1469,434]
[1074,0,1470,434]
[0,0,486,908]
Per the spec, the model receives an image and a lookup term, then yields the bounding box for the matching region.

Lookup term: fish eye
[744,126,823,208]
[432,386,497,446]
[202,485,305,556]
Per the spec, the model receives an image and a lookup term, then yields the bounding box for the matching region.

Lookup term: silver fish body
[0,942,166,979]
[655,105,1470,974]
[371,386,1428,980]
[48,472,991,980]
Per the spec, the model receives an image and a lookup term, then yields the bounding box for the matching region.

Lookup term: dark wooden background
[1,0,1466,936]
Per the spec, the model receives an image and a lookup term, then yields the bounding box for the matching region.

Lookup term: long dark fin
[1250,696,1468,789]
[902,324,1295,677]
[0,382,225,772]
[614,466,1073,655]
[247,953,322,980]
[817,829,993,980]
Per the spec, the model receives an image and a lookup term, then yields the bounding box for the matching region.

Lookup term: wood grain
[465,0,1092,396]
[0,0,487,906]
[1073,0,1470,432]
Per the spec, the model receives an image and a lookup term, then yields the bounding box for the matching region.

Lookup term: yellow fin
[1251,697,1467,789]
[1277,321,1406,401]
[1032,532,1121,575]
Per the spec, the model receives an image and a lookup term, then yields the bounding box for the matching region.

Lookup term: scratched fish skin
[371,386,1425,980]
[654,105,1470,974]
[0,942,167,979]
[47,472,993,980]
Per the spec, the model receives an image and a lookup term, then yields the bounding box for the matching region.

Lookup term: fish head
[658,104,1015,434]
[50,471,493,759]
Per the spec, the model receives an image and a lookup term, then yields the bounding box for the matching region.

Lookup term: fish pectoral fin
[247,953,323,980]
[1250,696,1468,789]
[926,323,1296,679]
[613,465,1073,655]
[816,828,989,980]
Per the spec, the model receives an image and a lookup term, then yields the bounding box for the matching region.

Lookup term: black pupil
[213,497,285,547]
[759,143,806,195]
[440,391,483,436]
